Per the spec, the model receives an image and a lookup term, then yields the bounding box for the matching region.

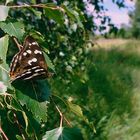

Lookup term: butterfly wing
[10,36,48,81]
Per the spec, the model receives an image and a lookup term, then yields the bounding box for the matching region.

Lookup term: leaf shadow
[12,79,51,102]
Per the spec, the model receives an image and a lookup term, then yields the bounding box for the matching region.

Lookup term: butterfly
[9,36,50,82]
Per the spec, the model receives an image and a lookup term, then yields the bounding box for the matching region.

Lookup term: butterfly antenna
[13,37,23,50]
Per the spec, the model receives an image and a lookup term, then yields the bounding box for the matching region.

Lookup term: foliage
[0,0,135,140]
[0,0,93,139]
[129,0,140,38]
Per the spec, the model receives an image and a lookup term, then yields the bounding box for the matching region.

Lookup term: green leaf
[0,81,7,93]
[29,8,42,19]
[13,79,50,102]
[13,79,50,122]
[62,5,75,20]
[0,6,9,21]
[62,6,84,29]
[0,35,9,64]
[6,0,13,5]
[43,127,63,140]
[0,22,25,40]
[67,101,89,124]
[34,11,42,19]
[67,101,96,132]
[16,135,23,140]
[22,111,29,133]
[42,127,84,140]
[67,102,83,118]
[0,35,9,83]
[44,6,64,25]
[16,89,48,123]
[43,52,55,72]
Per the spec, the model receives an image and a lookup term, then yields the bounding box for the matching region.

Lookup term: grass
[51,39,140,140]
[92,39,140,140]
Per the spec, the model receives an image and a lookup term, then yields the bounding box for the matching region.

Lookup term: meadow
[51,39,140,140]
[92,39,140,140]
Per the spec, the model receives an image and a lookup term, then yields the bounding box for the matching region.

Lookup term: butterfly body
[10,36,49,82]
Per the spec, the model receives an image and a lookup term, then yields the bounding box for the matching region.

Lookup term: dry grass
[96,38,128,48]
[93,38,140,140]
[93,38,140,49]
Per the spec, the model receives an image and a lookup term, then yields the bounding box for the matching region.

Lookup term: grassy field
[51,38,140,140]
[92,39,140,140]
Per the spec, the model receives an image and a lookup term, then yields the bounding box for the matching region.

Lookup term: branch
[0,65,8,73]
[8,4,64,12]
[50,96,72,127]
[13,112,26,140]
[55,105,63,128]
[0,92,12,97]
[13,37,23,50]
[0,126,9,140]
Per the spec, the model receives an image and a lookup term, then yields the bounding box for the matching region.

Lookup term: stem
[0,65,8,73]
[13,112,26,140]
[8,4,64,12]
[13,37,23,50]
[50,96,72,127]
[0,126,9,140]
[55,105,63,128]
[31,80,39,101]
[52,94,67,107]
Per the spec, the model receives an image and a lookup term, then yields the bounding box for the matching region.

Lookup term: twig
[13,112,26,140]
[31,80,39,101]
[13,37,23,50]
[0,65,8,73]
[55,105,63,127]
[0,101,4,108]
[50,96,72,127]
[63,116,72,127]
[0,92,12,97]
[0,126,9,140]
[52,94,67,107]
[8,4,64,12]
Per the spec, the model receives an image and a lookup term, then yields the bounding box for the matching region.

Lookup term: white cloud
[84,0,134,28]
[125,0,135,6]
[106,11,129,27]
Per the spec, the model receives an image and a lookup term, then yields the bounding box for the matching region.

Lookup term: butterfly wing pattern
[10,36,49,82]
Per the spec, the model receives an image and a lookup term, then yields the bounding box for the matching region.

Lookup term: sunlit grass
[93,39,140,140]
[51,39,140,140]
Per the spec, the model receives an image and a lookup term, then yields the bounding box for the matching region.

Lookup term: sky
[103,0,135,27]
[85,0,135,29]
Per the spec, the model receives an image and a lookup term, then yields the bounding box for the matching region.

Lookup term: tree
[0,0,128,140]
[130,0,140,38]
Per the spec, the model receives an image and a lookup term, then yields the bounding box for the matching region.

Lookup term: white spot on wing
[21,71,32,76]
[14,59,18,63]
[28,58,37,65]
[19,55,22,61]
[23,52,27,56]
[28,60,32,65]
[34,69,44,72]
[31,66,40,70]
[34,50,42,54]
[23,71,46,80]
[32,58,37,62]
[10,54,17,68]
[10,54,19,72]
[26,50,32,54]
[29,43,32,46]
[32,42,37,45]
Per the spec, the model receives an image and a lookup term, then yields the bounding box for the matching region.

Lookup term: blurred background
[1,0,140,139]
[48,0,140,139]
